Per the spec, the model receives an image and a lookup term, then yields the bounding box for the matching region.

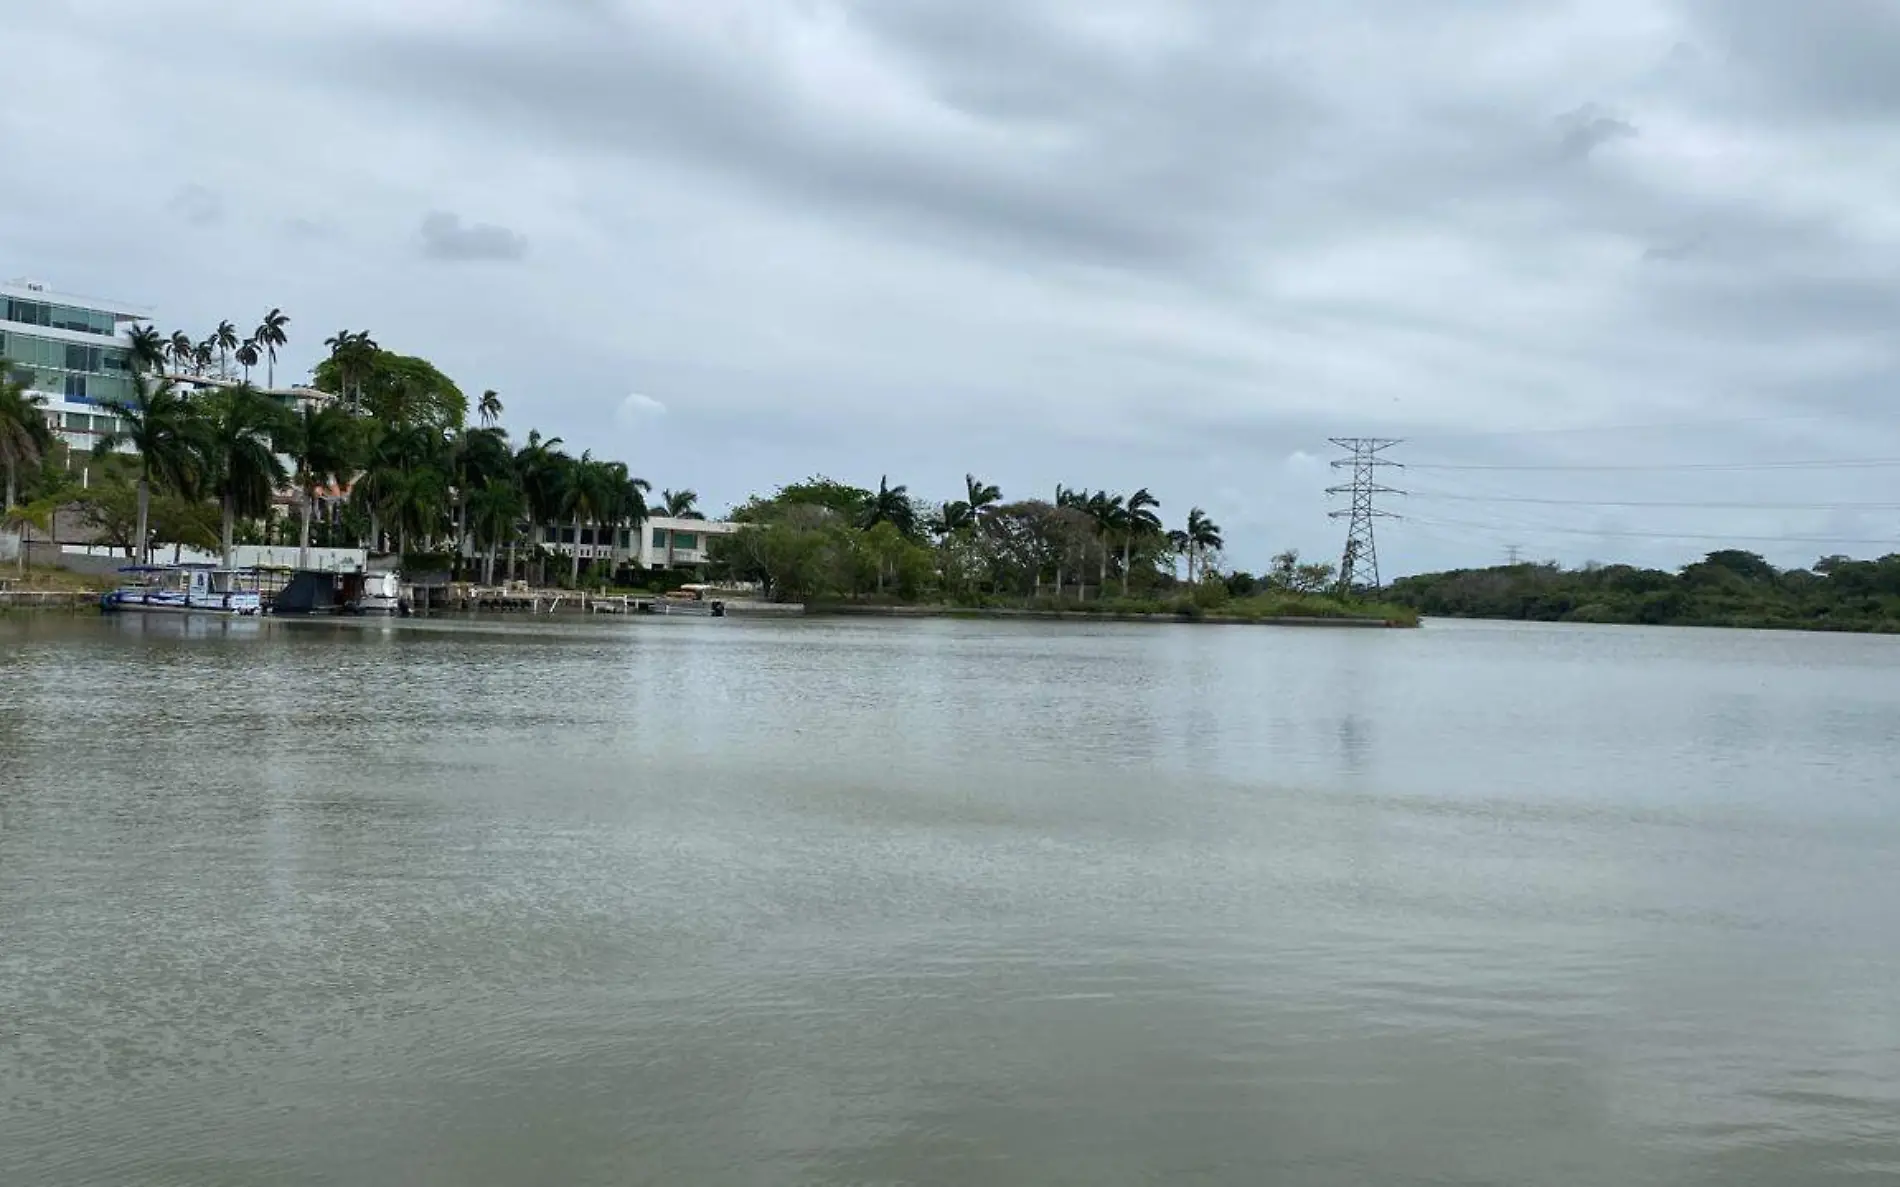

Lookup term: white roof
[1,277,151,320]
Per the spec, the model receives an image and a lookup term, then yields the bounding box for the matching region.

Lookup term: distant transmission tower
[1505,544,1523,566]
[1327,438,1404,592]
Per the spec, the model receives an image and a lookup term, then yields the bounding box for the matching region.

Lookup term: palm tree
[657,487,696,566]
[351,423,444,556]
[199,384,290,566]
[322,330,378,411]
[447,425,512,575]
[253,308,290,388]
[214,320,241,378]
[0,361,53,512]
[126,324,166,374]
[93,373,205,564]
[277,402,358,569]
[1086,490,1125,595]
[193,338,216,379]
[513,430,567,584]
[559,451,616,586]
[3,493,61,576]
[235,339,260,383]
[964,473,1000,529]
[604,461,650,573]
[167,330,195,376]
[860,475,916,537]
[477,388,503,427]
[662,488,700,518]
[1120,487,1161,595]
[467,480,526,585]
[1182,507,1223,586]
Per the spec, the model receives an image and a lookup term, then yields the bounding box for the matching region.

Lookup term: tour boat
[100,565,264,616]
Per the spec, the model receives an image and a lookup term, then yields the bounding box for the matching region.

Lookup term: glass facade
[673,532,698,551]
[0,328,134,406]
[4,298,118,336]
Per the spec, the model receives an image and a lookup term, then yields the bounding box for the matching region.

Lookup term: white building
[1,278,149,453]
[537,515,737,571]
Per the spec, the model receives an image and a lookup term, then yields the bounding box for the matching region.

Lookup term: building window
[672,532,698,551]
[652,528,667,548]
[6,299,51,327]
[63,374,89,401]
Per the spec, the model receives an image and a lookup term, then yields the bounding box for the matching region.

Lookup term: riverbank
[0,567,108,612]
[809,593,1418,628]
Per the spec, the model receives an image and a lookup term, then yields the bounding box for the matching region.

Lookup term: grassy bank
[811,591,1418,627]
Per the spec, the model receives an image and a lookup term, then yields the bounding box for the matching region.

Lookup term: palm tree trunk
[456,496,469,579]
[507,536,517,584]
[369,510,381,554]
[484,544,496,586]
[133,476,151,566]
[570,520,582,586]
[299,491,314,570]
[1121,536,1132,597]
[1099,539,1108,599]
[4,459,15,513]
[220,495,236,567]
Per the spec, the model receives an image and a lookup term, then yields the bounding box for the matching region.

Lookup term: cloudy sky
[5,0,1899,574]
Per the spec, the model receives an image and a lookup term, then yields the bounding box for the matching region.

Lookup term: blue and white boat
[100,565,265,616]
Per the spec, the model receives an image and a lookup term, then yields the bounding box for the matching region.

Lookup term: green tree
[513,430,568,584]
[467,480,526,585]
[126,324,166,374]
[278,402,359,569]
[253,307,290,387]
[1119,487,1162,595]
[314,348,465,429]
[1181,507,1222,586]
[93,373,205,564]
[477,388,504,427]
[860,475,917,538]
[167,330,195,376]
[447,425,513,575]
[199,384,290,565]
[1086,489,1125,595]
[321,330,379,411]
[559,451,619,586]
[0,360,53,512]
[662,487,700,518]
[213,320,241,378]
[3,491,63,575]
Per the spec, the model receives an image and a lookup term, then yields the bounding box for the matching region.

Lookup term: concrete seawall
[0,591,98,612]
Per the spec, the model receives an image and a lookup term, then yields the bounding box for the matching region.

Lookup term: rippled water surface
[3,614,1898,1185]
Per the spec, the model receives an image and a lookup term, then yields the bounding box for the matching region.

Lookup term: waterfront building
[538,515,737,572]
[0,277,148,454]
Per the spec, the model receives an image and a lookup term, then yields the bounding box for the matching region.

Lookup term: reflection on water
[2,614,1898,1185]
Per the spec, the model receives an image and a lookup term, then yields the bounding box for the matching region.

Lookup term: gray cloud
[418,211,528,262]
[1554,104,1638,159]
[165,183,224,227]
[2,0,1898,574]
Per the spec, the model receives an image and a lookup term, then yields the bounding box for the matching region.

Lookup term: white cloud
[616,392,668,426]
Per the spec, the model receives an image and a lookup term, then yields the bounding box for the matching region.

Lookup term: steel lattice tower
[1327,438,1404,592]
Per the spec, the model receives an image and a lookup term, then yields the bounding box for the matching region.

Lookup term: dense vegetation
[4,314,1335,614]
[1389,551,1900,633]
[705,477,1411,621]
[0,309,1399,621]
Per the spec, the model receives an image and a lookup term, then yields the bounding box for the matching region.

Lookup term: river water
[2,614,1897,1185]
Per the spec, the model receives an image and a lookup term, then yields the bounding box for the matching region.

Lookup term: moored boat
[100,566,264,616]
[272,569,407,616]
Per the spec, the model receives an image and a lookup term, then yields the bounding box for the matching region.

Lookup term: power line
[1407,458,1900,473]
[1405,513,1898,548]
[1403,408,1900,444]
[1327,438,1403,591]
[1409,490,1900,512]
